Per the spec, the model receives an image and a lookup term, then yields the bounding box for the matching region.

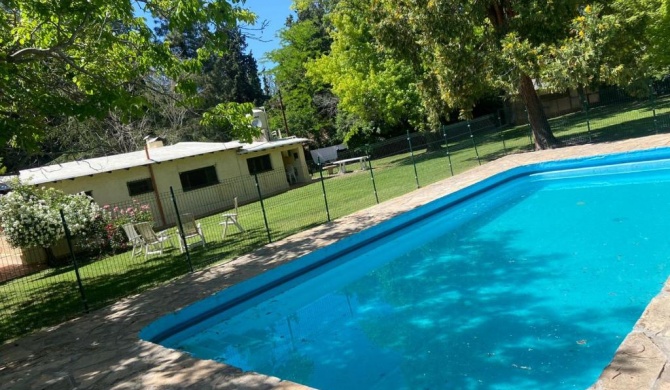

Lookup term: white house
[9,137,310,227]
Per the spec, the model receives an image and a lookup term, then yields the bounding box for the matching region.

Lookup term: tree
[367,0,621,149]
[538,1,668,96]
[647,0,670,74]
[161,24,266,108]
[200,29,266,108]
[267,0,339,145]
[0,0,255,150]
[1,75,198,172]
[201,102,257,143]
[306,0,425,143]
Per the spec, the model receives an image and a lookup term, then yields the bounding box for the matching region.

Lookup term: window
[179,166,219,191]
[127,178,154,196]
[247,155,273,175]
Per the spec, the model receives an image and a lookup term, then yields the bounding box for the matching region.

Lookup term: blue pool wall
[140,147,670,344]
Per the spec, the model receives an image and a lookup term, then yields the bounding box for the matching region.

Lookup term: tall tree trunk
[518,73,560,150]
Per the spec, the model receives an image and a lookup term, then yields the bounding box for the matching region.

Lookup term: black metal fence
[2,84,670,343]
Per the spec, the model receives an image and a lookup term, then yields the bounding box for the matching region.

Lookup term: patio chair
[220,197,245,239]
[285,167,297,184]
[177,213,206,253]
[134,222,173,259]
[121,223,144,258]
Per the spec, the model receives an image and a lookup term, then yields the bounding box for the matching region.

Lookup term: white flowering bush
[0,181,103,251]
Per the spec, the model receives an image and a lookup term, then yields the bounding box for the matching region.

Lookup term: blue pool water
[143,150,670,389]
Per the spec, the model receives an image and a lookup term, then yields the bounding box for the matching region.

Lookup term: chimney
[143,136,165,159]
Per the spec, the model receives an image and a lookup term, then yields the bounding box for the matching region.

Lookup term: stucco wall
[34,143,309,228]
[46,166,153,207]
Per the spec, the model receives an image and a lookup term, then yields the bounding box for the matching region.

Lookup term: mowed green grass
[2,95,669,343]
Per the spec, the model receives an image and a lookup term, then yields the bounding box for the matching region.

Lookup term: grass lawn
[2,94,669,343]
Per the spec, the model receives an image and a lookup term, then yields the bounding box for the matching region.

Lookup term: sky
[243,0,295,69]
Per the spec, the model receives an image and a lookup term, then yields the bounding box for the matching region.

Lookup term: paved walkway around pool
[3,134,670,389]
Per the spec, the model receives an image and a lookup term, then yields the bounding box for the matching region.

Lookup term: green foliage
[0,0,255,150]
[161,25,266,108]
[306,0,424,142]
[0,180,102,249]
[102,200,153,252]
[538,1,668,95]
[266,1,338,145]
[201,102,259,143]
[648,0,670,73]
[353,0,670,148]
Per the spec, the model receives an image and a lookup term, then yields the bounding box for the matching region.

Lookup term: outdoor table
[332,156,369,174]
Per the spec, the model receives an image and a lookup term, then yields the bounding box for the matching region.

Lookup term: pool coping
[2,134,670,389]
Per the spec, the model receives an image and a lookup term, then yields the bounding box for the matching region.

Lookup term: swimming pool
[142,149,670,389]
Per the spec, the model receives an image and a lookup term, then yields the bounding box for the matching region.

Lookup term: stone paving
[3,134,670,389]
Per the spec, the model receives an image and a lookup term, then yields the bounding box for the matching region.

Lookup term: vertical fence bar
[170,186,194,272]
[317,158,331,222]
[253,173,273,243]
[497,114,508,155]
[650,82,658,134]
[467,120,481,166]
[407,129,420,188]
[366,146,380,204]
[583,95,593,142]
[442,125,454,176]
[59,209,89,313]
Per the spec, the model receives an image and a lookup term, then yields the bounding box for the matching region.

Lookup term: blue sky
[243,0,295,68]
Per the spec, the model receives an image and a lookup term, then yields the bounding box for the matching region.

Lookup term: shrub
[102,200,153,251]
[0,181,104,262]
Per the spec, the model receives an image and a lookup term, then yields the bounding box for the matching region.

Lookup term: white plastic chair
[134,222,173,259]
[122,223,144,258]
[219,197,245,239]
[177,213,206,253]
[286,167,297,184]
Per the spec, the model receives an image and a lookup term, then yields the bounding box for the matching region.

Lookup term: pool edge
[141,146,670,390]
[5,136,670,390]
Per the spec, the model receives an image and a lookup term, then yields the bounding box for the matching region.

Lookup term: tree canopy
[266,0,338,145]
[0,0,255,151]
[306,0,424,143]
[292,0,670,149]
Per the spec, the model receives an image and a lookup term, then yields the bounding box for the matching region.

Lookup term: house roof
[18,139,307,185]
[239,137,309,154]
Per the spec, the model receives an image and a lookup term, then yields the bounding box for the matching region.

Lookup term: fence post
[317,158,331,222]
[467,119,481,166]
[650,81,658,134]
[59,209,89,313]
[366,145,380,204]
[497,114,508,155]
[253,173,272,243]
[170,186,194,272]
[406,129,420,188]
[582,94,593,142]
[442,125,454,176]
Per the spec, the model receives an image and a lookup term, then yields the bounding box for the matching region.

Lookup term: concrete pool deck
[3,134,670,389]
